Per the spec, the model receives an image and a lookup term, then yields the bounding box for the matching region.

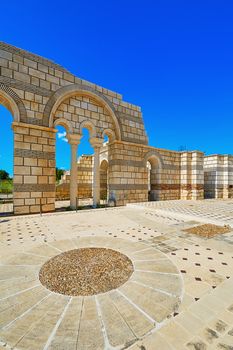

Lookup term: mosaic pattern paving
[1,199,233,349]
[129,199,233,226]
[0,237,182,350]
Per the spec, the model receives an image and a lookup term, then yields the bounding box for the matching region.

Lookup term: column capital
[90,137,103,149]
[67,133,82,145]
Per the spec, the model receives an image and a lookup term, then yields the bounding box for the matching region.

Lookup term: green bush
[0,179,13,194]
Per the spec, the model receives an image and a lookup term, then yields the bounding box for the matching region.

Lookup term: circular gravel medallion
[39,247,134,296]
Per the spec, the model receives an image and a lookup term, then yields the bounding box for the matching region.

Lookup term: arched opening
[77,127,94,207]
[55,123,95,210]
[100,132,110,204]
[51,90,118,210]
[55,124,70,209]
[47,85,121,141]
[147,156,161,201]
[100,159,108,202]
[0,104,14,215]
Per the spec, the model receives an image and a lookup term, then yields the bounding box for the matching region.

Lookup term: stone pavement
[0,199,233,349]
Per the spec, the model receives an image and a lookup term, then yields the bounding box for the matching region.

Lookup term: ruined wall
[77,155,93,198]
[0,41,232,213]
[108,141,182,206]
[0,42,148,143]
[56,155,93,200]
[13,123,56,214]
[180,151,204,200]
[204,155,233,199]
[0,42,147,213]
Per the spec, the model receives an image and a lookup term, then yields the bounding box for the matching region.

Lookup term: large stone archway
[0,42,149,214]
[46,84,122,141]
[144,150,163,201]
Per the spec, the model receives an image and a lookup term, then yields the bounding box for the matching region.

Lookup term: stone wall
[0,41,232,214]
[0,42,148,144]
[77,155,93,198]
[13,122,56,214]
[204,155,233,199]
[108,141,182,206]
[180,151,204,200]
[0,41,149,213]
[56,155,93,200]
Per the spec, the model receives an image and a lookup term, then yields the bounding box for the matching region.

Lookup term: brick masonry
[0,41,232,213]
[12,122,56,214]
[204,155,233,199]
[56,155,93,200]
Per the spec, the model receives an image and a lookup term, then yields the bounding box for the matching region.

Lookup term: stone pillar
[191,151,204,200]
[90,137,103,207]
[223,155,229,199]
[215,155,224,199]
[229,156,233,198]
[180,152,192,200]
[12,122,56,215]
[67,134,82,210]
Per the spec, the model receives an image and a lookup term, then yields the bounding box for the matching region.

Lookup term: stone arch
[54,117,73,133]
[100,158,108,169]
[0,84,27,122]
[144,150,163,201]
[102,128,116,143]
[80,120,96,138]
[45,84,121,140]
[144,150,164,168]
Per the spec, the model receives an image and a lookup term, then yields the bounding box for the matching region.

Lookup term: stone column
[90,137,103,207]
[215,155,224,199]
[223,155,229,199]
[180,152,192,200]
[191,151,204,200]
[229,156,233,198]
[67,134,82,210]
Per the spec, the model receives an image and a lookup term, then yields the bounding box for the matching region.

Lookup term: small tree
[56,168,64,182]
[0,170,10,180]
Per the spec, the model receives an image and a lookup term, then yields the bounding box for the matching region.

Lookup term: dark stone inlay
[14,184,55,192]
[14,148,55,160]
[186,340,207,350]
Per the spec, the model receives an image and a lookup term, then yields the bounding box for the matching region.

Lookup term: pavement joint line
[76,297,84,348]
[12,297,63,350]
[43,297,72,350]
[22,252,51,258]
[110,295,138,340]
[44,241,63,253]
[95,295,114,350]
[2,292,52,330]
[0,264,41,267]
[133,258,168,262]
[135,269,179,276]
[117,289,156,325]
[0,284,41,301]
[131,280,179,298]
[130,246,155,254]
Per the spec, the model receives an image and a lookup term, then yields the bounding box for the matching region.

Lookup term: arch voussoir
[44,83,121,141]
[0,83,27,122]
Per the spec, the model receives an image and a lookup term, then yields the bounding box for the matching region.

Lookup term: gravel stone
[39,247,134,296]
[183,224,232,238]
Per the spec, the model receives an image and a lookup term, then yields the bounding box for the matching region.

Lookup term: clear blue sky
[0,0,232,176]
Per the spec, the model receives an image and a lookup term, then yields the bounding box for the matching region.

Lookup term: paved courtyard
[0,199,233,350]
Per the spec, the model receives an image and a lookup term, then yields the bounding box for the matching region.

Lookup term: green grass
[0,179,13,194]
